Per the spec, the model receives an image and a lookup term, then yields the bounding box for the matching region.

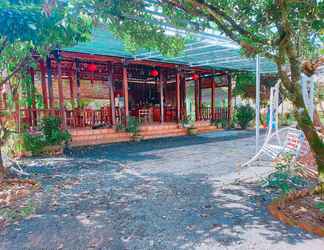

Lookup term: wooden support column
[2,93,7,110]
[211,78,215,120]
[122,64,129,123]
[194,75,200,121]
[176,71,181,122]
[227,74,232,126]
[39,60,49,109]
[30,68,37,127]
[54,50,66,129]
[75,59,81,108]
[46,56,54,110]
[14,92,20,132]
[68,76,74,105]
[199,77,202,119]
[180,74,187,119]
[108,64,116,127]
[160,70,165,123]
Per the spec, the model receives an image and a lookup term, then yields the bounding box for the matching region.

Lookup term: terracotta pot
[132,135,143,142]
[187,127,198,135]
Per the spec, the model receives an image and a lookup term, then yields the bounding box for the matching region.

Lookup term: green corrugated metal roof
[64,27,277,74]
[64,27,134,58]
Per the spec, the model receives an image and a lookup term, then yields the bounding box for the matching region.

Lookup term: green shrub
[23,132,46,155]
[211,118,228,128]
[235,104,255,129]
[262,154,308,195]
[181,115,194,128]
[125,116,140,136]
[40,116,71,145]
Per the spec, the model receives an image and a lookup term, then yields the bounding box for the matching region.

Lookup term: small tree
[0,0,93,179]
[235,105,255,129]
[92,0,324,183]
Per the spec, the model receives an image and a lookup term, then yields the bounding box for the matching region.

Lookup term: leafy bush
[40,116,71,145]
[125,116,140,136]
[22,132,46,155]
[235,104,255,129]
[315,201,324,213]
[181,115,194,128]
[19,116,71,155]
[262,155,308,194]
[211,118,228,128]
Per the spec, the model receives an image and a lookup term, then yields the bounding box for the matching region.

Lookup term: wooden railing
[200,107,228,121]
[19,108,117,129]
[11,106,227,129]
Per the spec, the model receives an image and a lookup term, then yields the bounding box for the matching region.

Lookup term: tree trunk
[0,147,6,180]
[293,101,324,181]
[281,78,324,181]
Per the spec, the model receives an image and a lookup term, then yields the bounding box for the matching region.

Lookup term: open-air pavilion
[1,24,277,147]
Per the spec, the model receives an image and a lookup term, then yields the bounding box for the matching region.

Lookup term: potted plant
[126,116,143,141]
[181,115,198,135]
[187,126,198,135]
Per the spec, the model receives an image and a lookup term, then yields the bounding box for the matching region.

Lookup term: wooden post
[30,68,37,127]
[14,92,20,133]
[69,76,74,101]
[108,64,116,127]
[160,70,164,123]
[176,71,181,122]
[122,64,129,123]
[199,77,202,120]
[39,60,49,109]
[54,50,66,128]
[75,59,81,108]
[46,56,54,109]
[211,78,215,120]
[227,74,232,126]
[181,74,187,119]
[194,75,200,121]
[2,93,7,110]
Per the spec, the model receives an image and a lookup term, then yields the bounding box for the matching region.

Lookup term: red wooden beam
[211,78,215,120]
[194,74,199,121]
[122,64,129,122]
[227,74,232,126]
[60,51,123,63]
[176,71,181,122]
[55,54,66,128]
[39,60,49,109]
[30,68,37,127]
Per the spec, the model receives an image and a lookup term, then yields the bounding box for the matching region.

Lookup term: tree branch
[162,0,278,60]
[0,56,31,87]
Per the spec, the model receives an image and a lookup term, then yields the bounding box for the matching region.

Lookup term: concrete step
[70,135,131,147]
[69,128,115,136]
[140,128,186,136]
[195,121,212,127]
[72,132,130,142]
[140,123,180,132]
[142,131,187,140]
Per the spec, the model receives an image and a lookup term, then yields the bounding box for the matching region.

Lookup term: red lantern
[87,63,97,72]
[150,69,159,77]
[192,73,199,81]
[87,63,97,85]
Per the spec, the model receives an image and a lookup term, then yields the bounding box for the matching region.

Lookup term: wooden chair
[138,109,151,124]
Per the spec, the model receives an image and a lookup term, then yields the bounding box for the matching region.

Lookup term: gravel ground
[0,130,323,250]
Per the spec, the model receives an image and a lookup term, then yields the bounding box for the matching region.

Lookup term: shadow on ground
[0,152,320,249]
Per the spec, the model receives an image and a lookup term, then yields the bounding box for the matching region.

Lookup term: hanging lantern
[191,73,199,81]
[87,63,97,72]
[87,63,97,85]
[150,69,159,77]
